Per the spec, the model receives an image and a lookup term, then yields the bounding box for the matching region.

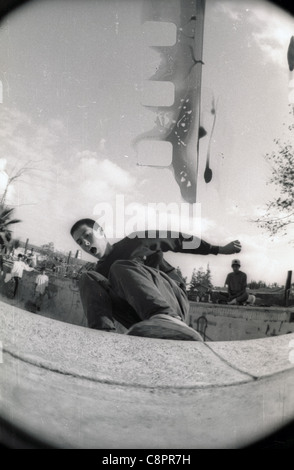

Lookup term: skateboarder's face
[232,264,240,273]
[73,223,108,259]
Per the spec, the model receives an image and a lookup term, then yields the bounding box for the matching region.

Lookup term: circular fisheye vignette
[0,0,294,451]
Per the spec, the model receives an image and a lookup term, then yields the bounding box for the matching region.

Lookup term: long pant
[13,276,20,298]
[79,259,190,331]
[34,292,44,310]
[217,291,249,304]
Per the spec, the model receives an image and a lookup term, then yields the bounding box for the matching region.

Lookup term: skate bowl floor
[1,301,294,449]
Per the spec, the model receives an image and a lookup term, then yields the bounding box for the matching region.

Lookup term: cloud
[48,118,65,132]
[0,107,136,205]
[212,2,244,22]
[98,138,106,152]
[0,158,7,172]
[0,106,137,249]
[227,229,292,264]
[45,150,138,243]
[180,228,294,286]
[0,106,63,184]
[247,4,294,68]
[72,151,136,199]
[211,1,293,69]
[91,199,216,241]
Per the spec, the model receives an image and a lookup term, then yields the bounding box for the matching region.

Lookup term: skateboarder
[71,219,242,341]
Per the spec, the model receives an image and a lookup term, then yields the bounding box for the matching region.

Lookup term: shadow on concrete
[245,418,294,449]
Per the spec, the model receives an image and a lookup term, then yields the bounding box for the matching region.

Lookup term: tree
[248,280,268,290]
[6,238,20,256]
[188,268,198,297]
[205,264,213,289]
[188,264,213,299]
[40,242,56,267]
[0,205,21,250]
[255,138,294,236]
[175,266,187,286]
[41,242,55,254]
[269,282,280,289]
[0,159,45,207]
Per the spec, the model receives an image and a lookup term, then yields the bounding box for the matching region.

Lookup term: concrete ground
[1,301,294,448]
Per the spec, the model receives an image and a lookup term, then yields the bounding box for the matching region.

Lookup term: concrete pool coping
[1,301,294,448]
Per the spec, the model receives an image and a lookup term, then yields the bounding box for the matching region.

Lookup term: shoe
[246,294,256,306]
[126,314,204,341]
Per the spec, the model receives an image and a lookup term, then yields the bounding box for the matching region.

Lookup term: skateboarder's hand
[219,240,241,255]
[98,279,110,292]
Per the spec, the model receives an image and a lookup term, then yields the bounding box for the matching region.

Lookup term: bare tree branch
[0,159,48,205]
[254,139,294,239]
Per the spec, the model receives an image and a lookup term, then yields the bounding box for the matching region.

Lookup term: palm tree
[0,205,21,252]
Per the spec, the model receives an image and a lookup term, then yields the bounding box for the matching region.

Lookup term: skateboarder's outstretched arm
[126,230,242,256]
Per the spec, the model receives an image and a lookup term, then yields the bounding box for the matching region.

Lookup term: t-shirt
[95,231,220,291]
[11,260,34,278]
[35,274,49,294]
[225,271,247,297]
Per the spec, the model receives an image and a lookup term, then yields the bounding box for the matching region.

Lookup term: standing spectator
[10,253,35,298]
[34,267,49,311]
[27,248,37,268]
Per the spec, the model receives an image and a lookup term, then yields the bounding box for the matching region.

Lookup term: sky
[0,0,293,286]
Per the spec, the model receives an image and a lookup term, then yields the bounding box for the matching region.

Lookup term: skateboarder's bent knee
[79,270,110,291]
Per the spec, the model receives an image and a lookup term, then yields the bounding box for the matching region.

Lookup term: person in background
[224,259,249,305]
[34,267,49,311]
[27,248,37,268]
[10,253,36,298]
